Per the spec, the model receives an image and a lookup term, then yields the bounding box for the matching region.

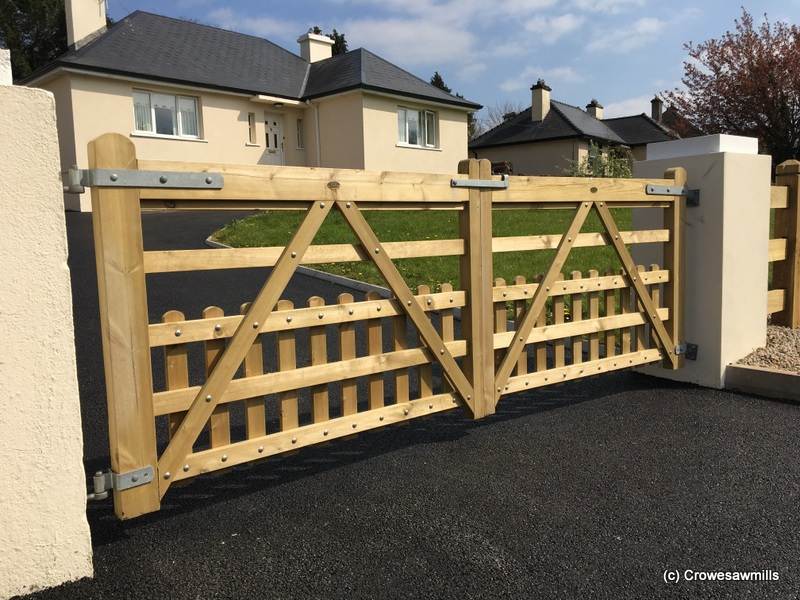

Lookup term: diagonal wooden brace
[493,202,592,403]
[335,200,477,415]
[157,200,333,495]
[594,201,678,368]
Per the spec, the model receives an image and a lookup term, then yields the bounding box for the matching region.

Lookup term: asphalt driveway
[21,211,800,599]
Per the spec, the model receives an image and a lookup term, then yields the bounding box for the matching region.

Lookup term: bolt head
[323,430,329,436]
[348,309,354,315]
[205,394,212,402]
[374,248,380,254]
[291,437,297,444]
[286,316,293,322]
[110,173,119,182]
[183,464,190,472]
[320,202,325,208]
[163,472,171,480]
[214,324,222,332]
[291,251,297,258]
[253,322,260,329]
[174,329,182,337]
[258,446,264,453]
[205,176,213,185]
[221,454,228,462]
[159,175,168,184]
[318,313,324,319]
[352,423,357,429]
[346,202,351,208]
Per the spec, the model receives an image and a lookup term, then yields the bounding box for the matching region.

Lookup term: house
[650,96,704,139]
[469,80,674,176]
[22,1,481,211]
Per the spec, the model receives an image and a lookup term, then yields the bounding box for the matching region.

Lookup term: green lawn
[213,208,633,292]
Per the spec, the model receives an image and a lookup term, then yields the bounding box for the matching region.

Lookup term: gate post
[89,134,160,518]
[457,158,495,418]
[773,160,800,328]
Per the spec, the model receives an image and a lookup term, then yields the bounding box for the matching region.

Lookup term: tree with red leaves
[665,9,800,163]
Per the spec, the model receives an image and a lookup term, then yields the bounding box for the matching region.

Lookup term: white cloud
[587,17,665,52]
[525,13,585,44]
[457,62,488,81]
[571,0,646,14]
[208,8,299,40]
[500,66,582,92]
[603,94,653,118]
[344,17,475,65]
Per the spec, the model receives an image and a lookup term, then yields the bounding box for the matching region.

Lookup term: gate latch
[675,342,698,361]
[451,174,509,190]
[62,166,224,194]
[87,465,154,501]
[645,184,700,207]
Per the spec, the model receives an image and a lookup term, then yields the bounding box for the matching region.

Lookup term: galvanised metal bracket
[450,174,509,190]
[87,465,154,501]
[62,166,224,194]
[675,342,698,361]
[645,184,700,207]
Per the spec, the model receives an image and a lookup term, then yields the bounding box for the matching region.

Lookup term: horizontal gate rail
[88,133,687,519]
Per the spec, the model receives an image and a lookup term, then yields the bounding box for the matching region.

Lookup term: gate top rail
[91,159,688,208]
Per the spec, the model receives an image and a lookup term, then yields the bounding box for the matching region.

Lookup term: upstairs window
[397,107,438,148]
[133,90,200,138]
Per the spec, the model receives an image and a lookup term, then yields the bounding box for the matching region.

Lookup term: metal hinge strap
[645,184,700,206]
[62,166,224,194]
[87,465,154,501]
[675,342,698,361]
[451,174,509,189]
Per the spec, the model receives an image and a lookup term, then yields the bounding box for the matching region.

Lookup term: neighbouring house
[469,80,674,176]
[650,96,704,139]
[22,1,481,211]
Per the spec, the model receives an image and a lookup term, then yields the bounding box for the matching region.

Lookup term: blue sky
[107,0,800,118]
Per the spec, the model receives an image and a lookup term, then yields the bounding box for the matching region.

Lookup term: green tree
[0,0,67,80]
[565,142,632,178]
[429,71,451,93]
[310,26,348,56]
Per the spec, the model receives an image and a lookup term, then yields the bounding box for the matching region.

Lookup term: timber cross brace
[86,133,687,519]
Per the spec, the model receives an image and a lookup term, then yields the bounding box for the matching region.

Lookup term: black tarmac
[20,212,800,600]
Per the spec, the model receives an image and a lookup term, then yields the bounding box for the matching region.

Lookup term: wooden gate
[86,134,686,519]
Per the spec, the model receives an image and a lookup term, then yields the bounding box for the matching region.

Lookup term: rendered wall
[0,85,93,598]
[471,139,586,176]
[314,91,366,169]
[633,149,771,388]
[361,93,469,173]
[37,72,308,210]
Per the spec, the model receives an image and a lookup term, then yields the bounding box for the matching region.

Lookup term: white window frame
[132,89,201,139]
[397,106,438,149]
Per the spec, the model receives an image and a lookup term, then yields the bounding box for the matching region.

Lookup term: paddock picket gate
[86,133,687,519]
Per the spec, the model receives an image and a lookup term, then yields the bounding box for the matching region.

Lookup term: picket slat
[240,302,266,439]
[338,293,358,417]
[588,269,600,360]
[308,296,329,423]
[276,299,299,431]
[162,310,188,439]
[417,285,433,399]
[366,291,384,410]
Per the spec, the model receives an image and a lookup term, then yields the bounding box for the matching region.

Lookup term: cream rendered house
[469,80,673,176]
[23,1,480,210]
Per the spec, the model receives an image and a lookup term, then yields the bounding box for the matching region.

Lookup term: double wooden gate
[87,133,686,519]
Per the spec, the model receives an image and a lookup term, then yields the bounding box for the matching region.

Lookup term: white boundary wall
[633,135,771,388]
[0,54,93,598]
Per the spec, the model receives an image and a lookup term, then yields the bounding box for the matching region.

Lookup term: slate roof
[470,100,673,149]
[22,11,480,109]
[305,48,480,108]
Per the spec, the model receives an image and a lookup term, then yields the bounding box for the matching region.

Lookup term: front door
[263,113,284,165]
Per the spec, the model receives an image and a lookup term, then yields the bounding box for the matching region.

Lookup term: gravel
[738,325,800,373]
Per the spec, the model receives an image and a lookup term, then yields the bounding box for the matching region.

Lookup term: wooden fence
[769,160,800,327]
[88,133,686,519]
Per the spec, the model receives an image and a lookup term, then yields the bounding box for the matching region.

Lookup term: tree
[664,8,800,163]
[483,100,526,132]
[310,26,348,56]
[564,142,632,178]
[429,71,451,93]
[0,0,67,80]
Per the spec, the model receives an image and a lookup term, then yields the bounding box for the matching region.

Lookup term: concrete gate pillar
[0,52,93,598]
[632,134,771,388]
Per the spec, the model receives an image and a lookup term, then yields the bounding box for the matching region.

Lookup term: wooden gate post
[774,160,800,328]
[662,167,687,369]
[89,134,160,518]
[457,158,494,418]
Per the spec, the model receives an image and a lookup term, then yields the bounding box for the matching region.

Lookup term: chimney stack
[531,79,551,121]
[651,96,664,122]
[66,0,107,49]
[586,99,604,120]
[297,31,334,63]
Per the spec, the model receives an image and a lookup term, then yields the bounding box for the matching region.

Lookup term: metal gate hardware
[675,342,698,361]
[451,174,509,189]
[87,465,154,501]
[645,184,700,207]
[62,166,224,194]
